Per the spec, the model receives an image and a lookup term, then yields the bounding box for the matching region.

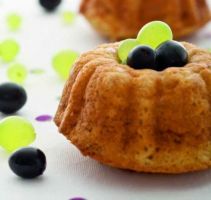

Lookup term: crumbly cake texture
[80,0,210,40]
[54,42,211,173]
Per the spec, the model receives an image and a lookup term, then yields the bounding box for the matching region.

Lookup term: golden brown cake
[80,0,211,40]
[54,42,211,173]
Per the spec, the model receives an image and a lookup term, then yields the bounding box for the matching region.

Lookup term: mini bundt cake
[54,41,211,173]
[80,0,210,40]
[55,20,211,173]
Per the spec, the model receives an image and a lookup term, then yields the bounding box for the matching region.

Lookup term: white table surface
[0,0,211,200]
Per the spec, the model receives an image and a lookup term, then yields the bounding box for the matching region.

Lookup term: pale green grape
[30,69,45,75]
[62,11,76,24]
[7,13,22,31]
[0,116,36,152]
[0,39,20,62]
[137,21,173,49]
[52,50,79,80]
[7,63,28,84]
[118,39,139,63]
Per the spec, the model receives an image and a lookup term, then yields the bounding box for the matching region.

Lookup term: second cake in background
[80,0,210,40]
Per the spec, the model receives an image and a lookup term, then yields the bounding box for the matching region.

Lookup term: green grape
[0,39,20,62]
[30,69,45,75]
[62,11,76,24]
[7,13,22,31]
[52,50,79,80]
[0,116,36,152]
[137,21,173,49]
[118,39,139,63]
[7,63,28,84]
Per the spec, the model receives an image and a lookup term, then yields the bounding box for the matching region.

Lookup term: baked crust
[55,42,211,173]
[80,0,210,40]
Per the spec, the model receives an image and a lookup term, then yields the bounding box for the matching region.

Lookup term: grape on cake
[55,22,211,173]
